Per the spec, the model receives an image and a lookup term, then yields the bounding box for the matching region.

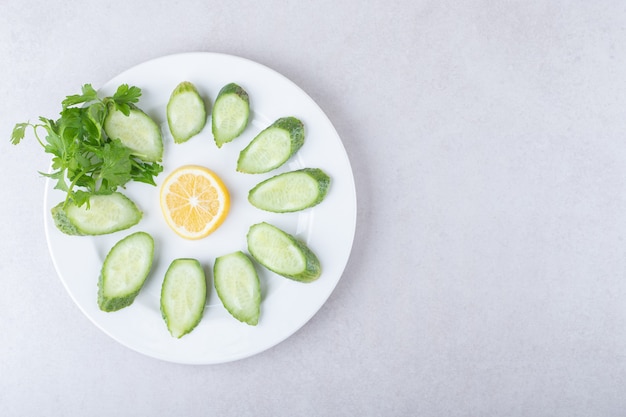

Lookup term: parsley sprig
[11,84,163,208]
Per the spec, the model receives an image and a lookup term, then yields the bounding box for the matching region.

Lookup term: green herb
[11,84,163,208]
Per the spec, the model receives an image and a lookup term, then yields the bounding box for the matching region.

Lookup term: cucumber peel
[248,168,330,212]
[167,81,207,143]
[237,117,304,174]
[214,251,261,325]
[51,192,142,236]
[212,83,250,148]
[247,222,321,283]
[98,232,154,312]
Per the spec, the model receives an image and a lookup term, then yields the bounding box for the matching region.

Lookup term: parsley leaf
[110,84,142,116]
[97,139,133,189]
[10,123,28,145]
[11,84,163,208]
[62,84,98,109]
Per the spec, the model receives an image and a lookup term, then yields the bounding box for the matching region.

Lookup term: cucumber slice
[237,117,304,174]
[248,168,331,213]
[104,103,163,162]
[247,222,321,283]
[51,192,142,236]
[212,83,250,148]
[98,232,154,312]
[214,251,261,325]
[160,258,207,338]
[167,81,207,143]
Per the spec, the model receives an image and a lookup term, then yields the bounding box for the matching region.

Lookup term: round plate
[44,52,356,364]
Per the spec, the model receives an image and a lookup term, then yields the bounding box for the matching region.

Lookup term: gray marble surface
[2,1,626,415]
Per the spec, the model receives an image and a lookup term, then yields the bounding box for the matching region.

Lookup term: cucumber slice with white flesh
[212,83,250,148]
[98,232,154,312]
[247,222,321,283]
[160,258,207,338]
[104,103,163,162]
[248,168,330,213]
[167,81,207,143]
[214,251,261,325]
[51,192,142,236]
[237,117,304,174]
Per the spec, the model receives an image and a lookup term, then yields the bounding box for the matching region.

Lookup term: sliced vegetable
[247,222,321,283]
[98,232,154,312]
[214,251,261,325]
[167,81,207,143]
[212,83,250,148]
[104,102,163,162]
[160,258,207,338]
[248,168,330,212]
[237,117,304,174]
[51,192,142,236]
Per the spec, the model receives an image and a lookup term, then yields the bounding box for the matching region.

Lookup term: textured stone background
[2,1,626,416]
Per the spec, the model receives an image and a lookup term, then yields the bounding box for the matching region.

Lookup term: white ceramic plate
[44,52,356,364]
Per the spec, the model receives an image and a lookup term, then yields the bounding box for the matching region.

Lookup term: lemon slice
[159,165,230,239]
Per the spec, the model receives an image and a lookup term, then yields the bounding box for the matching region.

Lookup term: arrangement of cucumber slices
[38,78,334,339]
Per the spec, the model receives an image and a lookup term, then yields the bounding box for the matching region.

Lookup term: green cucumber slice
[247,222,321,283]
[214,251,261,325]
[51,192,142,236]
[98,232,154,312]
[104,103,163,162]
[212,83,250,148]
[160,258,207,338]
[237,117,304,174]
[248,168,330,213]
[167,81,207,143]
